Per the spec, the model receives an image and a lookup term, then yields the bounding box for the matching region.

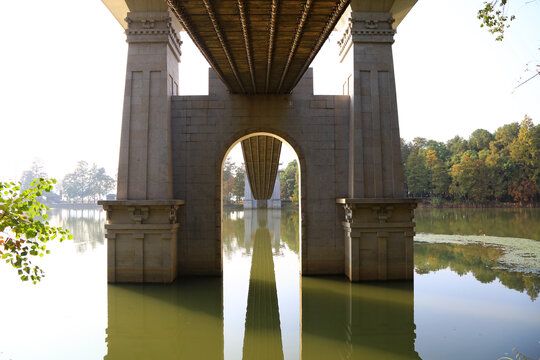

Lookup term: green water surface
[0,208,538,360]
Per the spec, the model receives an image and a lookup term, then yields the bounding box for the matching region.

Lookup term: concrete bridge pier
[98,0,420,284]
[337,7,419,281]
[99,9,185,283]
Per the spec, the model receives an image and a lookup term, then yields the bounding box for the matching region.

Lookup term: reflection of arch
[219,129,306,273]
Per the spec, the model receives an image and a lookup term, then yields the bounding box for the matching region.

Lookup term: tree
[469,129,494,152]
[450,155,491,202]
[405,151,430,197]
[63,161,115,203]
[426,150,451,197]
[478,0,539,87]
[20,159,47,191]
[232,165,245,202]
[88,165,115,202]
[0,178,71,283]
[477,0,515,41]
[222,159,236,204]
[280,160,298,202]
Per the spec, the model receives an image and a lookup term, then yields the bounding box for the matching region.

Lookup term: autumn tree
[426,150,451,197]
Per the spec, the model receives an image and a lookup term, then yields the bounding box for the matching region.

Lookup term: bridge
[99,0,420,283]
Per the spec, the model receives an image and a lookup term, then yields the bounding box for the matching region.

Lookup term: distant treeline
[20,160,115,203]
[402,116,539,205]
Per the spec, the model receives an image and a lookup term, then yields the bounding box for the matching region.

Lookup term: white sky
[0,0,538,182]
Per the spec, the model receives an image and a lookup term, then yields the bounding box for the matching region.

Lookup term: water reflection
[415,242,540,300]
[302,278,419,360]
[106,278,224,360]
[48,207,106,252]
[4,207,540,359]
[242,227,284,359]
[415,208,540,241]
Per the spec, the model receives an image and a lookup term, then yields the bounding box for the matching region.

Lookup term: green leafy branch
[0,178,72,283]
[478,0,516,41]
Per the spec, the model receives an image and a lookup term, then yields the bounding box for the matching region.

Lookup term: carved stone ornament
[371,205,393,223]
[350,13,396,44]
[128,206,149,224]
[169,205,181,224]
[124,12,182,60]
[343,204,353,223]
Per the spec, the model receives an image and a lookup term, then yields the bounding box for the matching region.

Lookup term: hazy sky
[0,0,538,182]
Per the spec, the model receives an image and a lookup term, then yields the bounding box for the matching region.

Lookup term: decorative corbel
[343,204,353,223]
[128,206,149,224]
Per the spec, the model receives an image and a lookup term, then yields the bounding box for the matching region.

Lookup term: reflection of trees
[415,208,540,241]
[48,208,106,253]
[415,242,540,300]
[280,210,299,254]
[222,211,246,258]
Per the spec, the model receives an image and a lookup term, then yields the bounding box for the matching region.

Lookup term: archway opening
[220,132,302,360]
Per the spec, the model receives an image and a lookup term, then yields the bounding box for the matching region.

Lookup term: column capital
[125,11,182,61]
[350,12,396,45]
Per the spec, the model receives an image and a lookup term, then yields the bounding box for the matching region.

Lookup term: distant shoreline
[417,200,538,209]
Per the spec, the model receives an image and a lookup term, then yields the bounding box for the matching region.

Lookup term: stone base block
[99,200,184,283]
[336,198,420,282]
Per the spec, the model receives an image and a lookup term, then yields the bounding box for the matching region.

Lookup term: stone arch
[218,128,308,274]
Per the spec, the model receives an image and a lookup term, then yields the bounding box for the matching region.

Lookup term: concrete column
[117,10,182,200]
[269,170,281,209]
[337,9,418,281]
[341,11,404,199]
[244,172,256,209]
[99,10,184,283]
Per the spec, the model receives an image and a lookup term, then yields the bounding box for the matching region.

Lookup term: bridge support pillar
[99,10,184,283]
[337,199,418,281]
[338,11,418,281]
[100,200,184,283]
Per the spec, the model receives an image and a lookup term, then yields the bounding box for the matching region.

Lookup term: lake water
[0,207,539,360]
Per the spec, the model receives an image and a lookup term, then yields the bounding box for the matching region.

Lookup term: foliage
[402,116,539,204]
[62,161,115,203]
[222,158,245,204]
[280,160,299,202]
[0,178,72,283]
[477,0,515,41]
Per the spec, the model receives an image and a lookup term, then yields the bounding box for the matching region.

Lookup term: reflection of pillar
[269,209,281,249]
[242,228,284,360]
[301,279,418,359]
[106,278,224,359]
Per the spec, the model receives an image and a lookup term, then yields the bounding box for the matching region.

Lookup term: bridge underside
[99,0,420,283]
[241,135,282,201]
[167,0,348,94]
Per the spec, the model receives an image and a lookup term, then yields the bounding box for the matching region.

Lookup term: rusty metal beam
[237,0,256,93]
[201,0,246,93]
[277,0,313,93]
